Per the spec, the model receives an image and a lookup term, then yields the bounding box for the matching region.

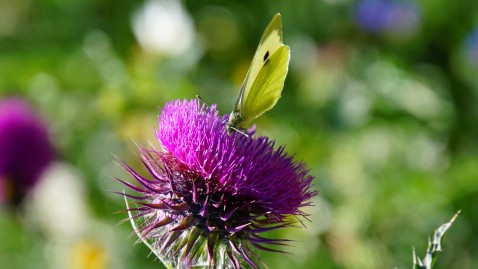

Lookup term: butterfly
[227,13,290,134]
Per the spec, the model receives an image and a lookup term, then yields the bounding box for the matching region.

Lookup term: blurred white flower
[25,163,128,269]
[26,162,90,240]
[132,0,195,56]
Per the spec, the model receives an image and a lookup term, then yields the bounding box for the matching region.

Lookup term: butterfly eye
[263,51,270,62]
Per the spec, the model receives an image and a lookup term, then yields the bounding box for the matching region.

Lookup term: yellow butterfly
[227,13,290,134]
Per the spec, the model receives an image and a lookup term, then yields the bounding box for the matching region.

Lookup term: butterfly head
[226,112,249,136]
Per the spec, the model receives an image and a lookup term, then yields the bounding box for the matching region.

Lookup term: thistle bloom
[0,97,53,206]
[119,99,317,268]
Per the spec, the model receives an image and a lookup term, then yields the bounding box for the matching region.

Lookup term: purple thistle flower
[119,99,317,269]
[0,97,53,206]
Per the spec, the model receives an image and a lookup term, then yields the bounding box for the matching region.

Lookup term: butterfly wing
[241,45,290,126]
[229,13,289,131]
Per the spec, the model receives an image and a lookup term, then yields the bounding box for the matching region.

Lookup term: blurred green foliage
[1,0,478,268]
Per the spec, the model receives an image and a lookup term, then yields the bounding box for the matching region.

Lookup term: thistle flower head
[119,99,317,268]
[0,97,53,206]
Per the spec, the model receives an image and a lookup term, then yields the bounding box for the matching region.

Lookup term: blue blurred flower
[463,27,478,67]
[354,0,420,37]
[0,97,53,206]
[119,99,317,268]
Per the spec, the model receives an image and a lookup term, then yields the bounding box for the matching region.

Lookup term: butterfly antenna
[229,126,249,137]
[195,95,210,106]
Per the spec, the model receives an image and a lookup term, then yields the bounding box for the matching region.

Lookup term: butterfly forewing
[242,45,290,123]
[240,13,284,107]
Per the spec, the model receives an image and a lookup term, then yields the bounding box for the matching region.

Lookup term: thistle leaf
[125,194,175,269]
[412,210,461,269]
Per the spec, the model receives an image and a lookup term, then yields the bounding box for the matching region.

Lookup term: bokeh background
[1,0,478,268]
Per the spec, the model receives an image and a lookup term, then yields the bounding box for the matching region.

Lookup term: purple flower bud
[119,99,317,268]
[0,97,53,206]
